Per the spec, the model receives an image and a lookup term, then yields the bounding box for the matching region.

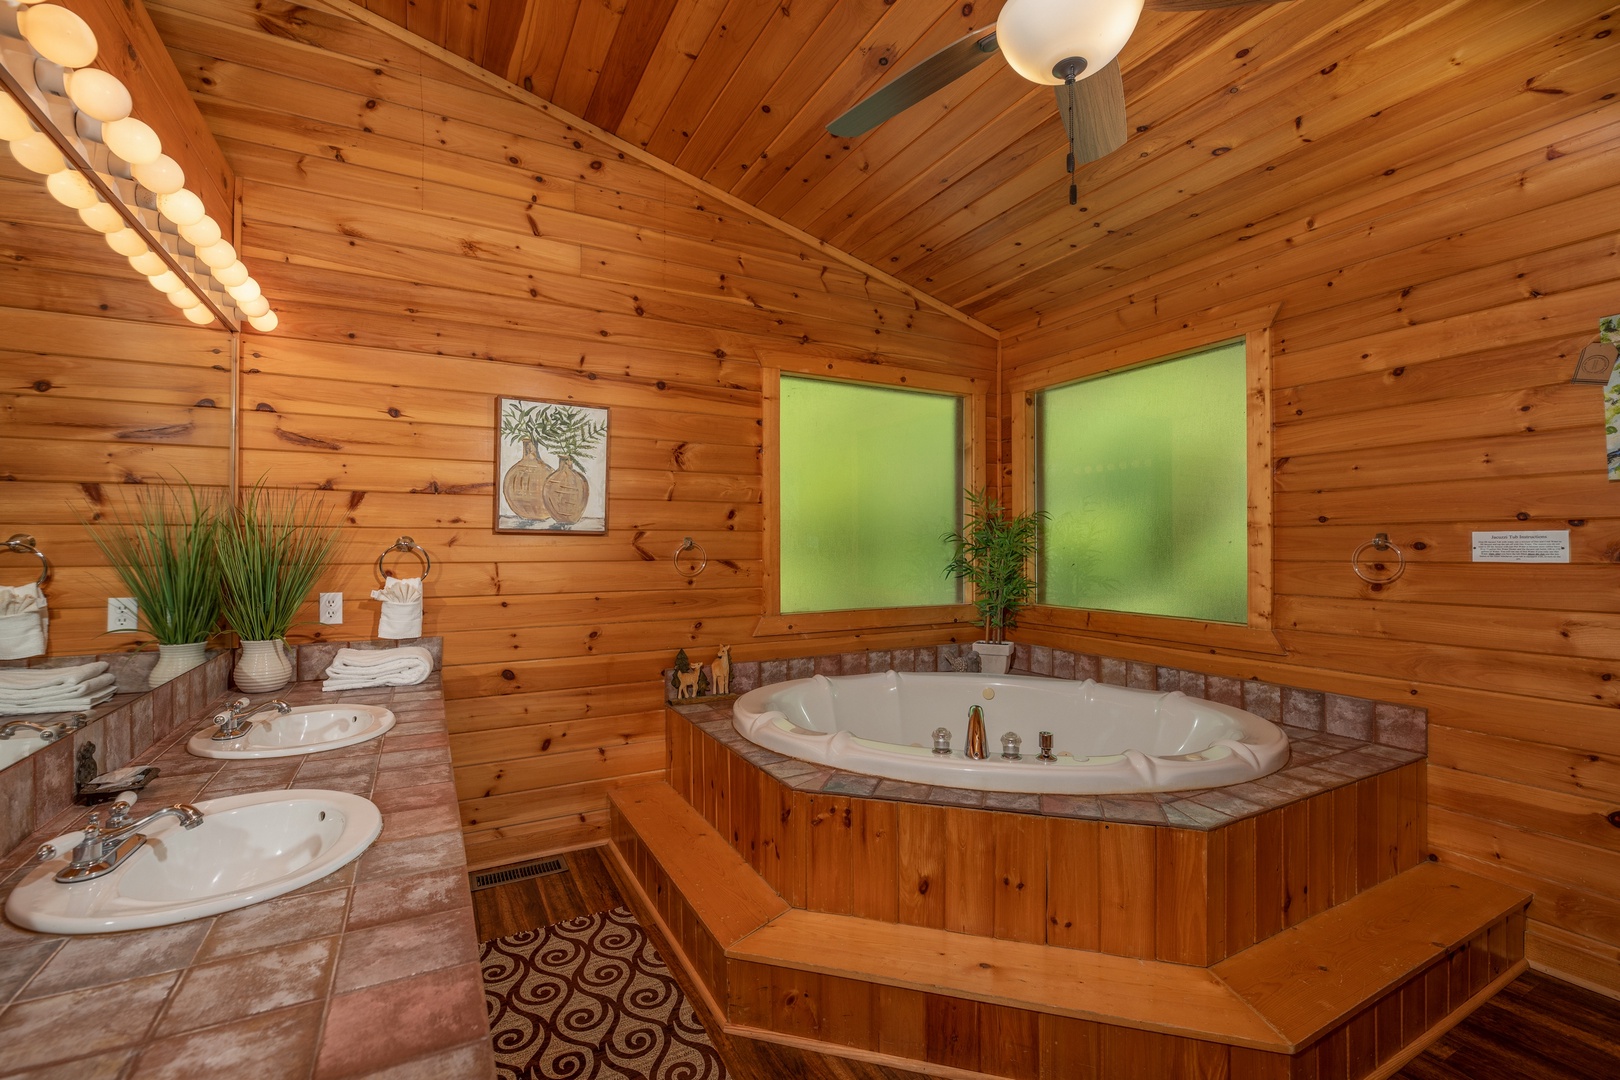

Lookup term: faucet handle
[931,726,953,756]
[1000,731,1022,760]
[104,791,137,829]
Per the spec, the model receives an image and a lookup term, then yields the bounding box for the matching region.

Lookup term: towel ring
[674,537,707,580]
[1351,532,1405,585]
[377,536,432,582]
[3,535,49,586]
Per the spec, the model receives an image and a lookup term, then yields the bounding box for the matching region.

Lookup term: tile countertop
[0,676,495,1080]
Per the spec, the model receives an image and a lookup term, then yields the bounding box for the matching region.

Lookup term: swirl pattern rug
[481,905,728,1079]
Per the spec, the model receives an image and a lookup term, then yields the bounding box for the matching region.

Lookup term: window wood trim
[758,357,987,638]
[1008,306,1285,656]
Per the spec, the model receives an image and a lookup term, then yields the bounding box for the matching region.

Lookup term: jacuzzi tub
[731,671,1289,794]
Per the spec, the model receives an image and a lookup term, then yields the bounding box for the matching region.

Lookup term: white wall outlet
[319,592,343,625]
[107,597,138,632]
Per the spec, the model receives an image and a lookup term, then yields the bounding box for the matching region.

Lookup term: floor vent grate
[471,856,568,891]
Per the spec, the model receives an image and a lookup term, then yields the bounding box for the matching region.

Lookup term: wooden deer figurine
[676,668,700,699]
[712,645,732,695]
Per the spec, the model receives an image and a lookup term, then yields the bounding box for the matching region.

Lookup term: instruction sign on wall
[1470,531,1570,563]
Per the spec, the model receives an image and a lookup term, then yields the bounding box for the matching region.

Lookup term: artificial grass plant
[82,482,225,645]
[218,481,342,642]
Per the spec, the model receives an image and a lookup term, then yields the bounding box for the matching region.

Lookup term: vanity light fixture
[0,0,280,332]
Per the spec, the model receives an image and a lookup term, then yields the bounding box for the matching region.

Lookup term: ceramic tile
[370,782,459,816]
[20,919,211,1001]
[1281,688,1324,729]
[759,660,787,686]
[1039,794,1104,819]
[983,791,1041,814]
[1185,790,1266,820]
[1155,667,1180,693]
[787,657,814,680]
[372,764,453,791]
[1164,801,1230,829]
[333,907,478,994]
[866,650,891,673]
[0,939,62,1007]
[131,1000,325,1080]
[0,971,177,1073]
[355,831,467,883]
[1126,662,1156,689]
[377,747,451,771]
[1176,671,1207,699]
[313,961,489,1080]
[820,773,879,796]
[1242,681,1282,722]
[347,867,471,931]
[374,802,460,843]
[1098,796,1168,825]
[1098,657,1128,686]
[3,1048,134,1079]
[1071,654,1099,681]
[926,786,984,808]
[729,661,759,694]
[196,889,350,962]
[1374,702,1428,752]
[155,937,338,1036]
[838,652,869,676]
[1051,651,1075,680]
[1204,675,1244,707]
[872,779,933,803]
[813,654,840,677]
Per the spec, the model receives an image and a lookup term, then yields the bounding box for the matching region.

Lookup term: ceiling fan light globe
[996,0,1144,86]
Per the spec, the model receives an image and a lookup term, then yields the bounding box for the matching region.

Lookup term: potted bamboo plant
[83,482,224,688]
[217,481,342,692]
[943,489,1045,675]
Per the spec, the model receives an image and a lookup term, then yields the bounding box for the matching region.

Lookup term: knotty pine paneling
[1001,32,1620,995]
[0,162,233,658]
[145,0,996,870]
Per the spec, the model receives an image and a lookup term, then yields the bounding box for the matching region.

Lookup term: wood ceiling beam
[315,0,1000,342]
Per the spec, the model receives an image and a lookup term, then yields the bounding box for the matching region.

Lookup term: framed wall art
[495,397,609,534]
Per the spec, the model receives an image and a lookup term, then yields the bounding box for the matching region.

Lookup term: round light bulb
[128,250,167,276]
[166,287,202,310]
[100,116,161,165]
[156,188,205,226]
[213,260,250,288]
[248,310,279,333]
[237,294,270,318]
[45,168,98,209]
[104,228,148,257]
[63,68,130,123]
[17,5,99,69]
[182,304,215,326]
[177,215,221,247]
[130,153,184,195]
[8,132,63,174]
[995,0,1144,86]
[225,277,261,304]
[78,200,124,233]
[197,239,236,269]
[0,93,34,142]
[147,270,182,293]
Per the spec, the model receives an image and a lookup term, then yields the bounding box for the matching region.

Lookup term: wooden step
[609,780,1530,1076]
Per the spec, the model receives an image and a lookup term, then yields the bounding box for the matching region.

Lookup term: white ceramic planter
[149,641,207,688]
[234,638,293,693]
[972,640,1014,674]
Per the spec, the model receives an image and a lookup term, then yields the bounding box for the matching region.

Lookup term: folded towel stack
[0,661,116,715]
[371,577,424,639]
[0,583,49,660]
[322,646,434,692]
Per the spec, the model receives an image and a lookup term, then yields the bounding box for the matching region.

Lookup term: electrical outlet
[107,597,138,632]
[319,592,343,625]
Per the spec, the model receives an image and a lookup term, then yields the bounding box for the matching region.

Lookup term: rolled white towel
[372,577,423,639]
[0,584,49,661]
[0,661,109,690]
[322,645,433,691]
[0,673,117,715]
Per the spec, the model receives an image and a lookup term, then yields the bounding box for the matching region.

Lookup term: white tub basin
[186,704,394,759]
[3,789,381,934]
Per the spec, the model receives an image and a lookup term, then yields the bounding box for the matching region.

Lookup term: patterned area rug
[481,905,728,1080]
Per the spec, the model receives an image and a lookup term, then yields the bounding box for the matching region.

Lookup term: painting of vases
[495,397,609,534]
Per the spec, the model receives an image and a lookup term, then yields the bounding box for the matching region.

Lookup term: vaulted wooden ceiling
[354,0,1607,332]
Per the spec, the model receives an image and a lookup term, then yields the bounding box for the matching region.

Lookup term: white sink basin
[186,704,394,759]
[3,789,381,935]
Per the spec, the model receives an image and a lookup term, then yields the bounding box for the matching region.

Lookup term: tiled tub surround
[718,641,1428,753]
[0,655,494,1078]
[0,651,230,859]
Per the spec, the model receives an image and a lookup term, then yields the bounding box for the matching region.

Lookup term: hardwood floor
[471,847,1620,1080]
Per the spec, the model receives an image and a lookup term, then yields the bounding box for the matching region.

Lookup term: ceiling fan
[827,0,1291,205]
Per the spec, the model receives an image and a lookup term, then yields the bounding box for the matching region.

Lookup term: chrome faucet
[0,719,68,740]
[1037,731,1056,763]
[44,802,204,883]
[210,696,291,740]
[965,705,987,760]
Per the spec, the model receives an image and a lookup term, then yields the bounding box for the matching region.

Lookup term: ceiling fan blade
[1146,0,1294,11]
[827,27,1001,138]
[1054,58,1127,167]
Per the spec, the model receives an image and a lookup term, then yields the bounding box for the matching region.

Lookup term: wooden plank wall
[0,161,233,656]
[142,0,997,869]
[1000,75,1620,992]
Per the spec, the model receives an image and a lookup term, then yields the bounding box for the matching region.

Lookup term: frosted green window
[1037,340,1247,623]
[779,376,961,612]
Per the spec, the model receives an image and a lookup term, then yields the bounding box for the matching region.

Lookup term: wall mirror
[0,144,235,775]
